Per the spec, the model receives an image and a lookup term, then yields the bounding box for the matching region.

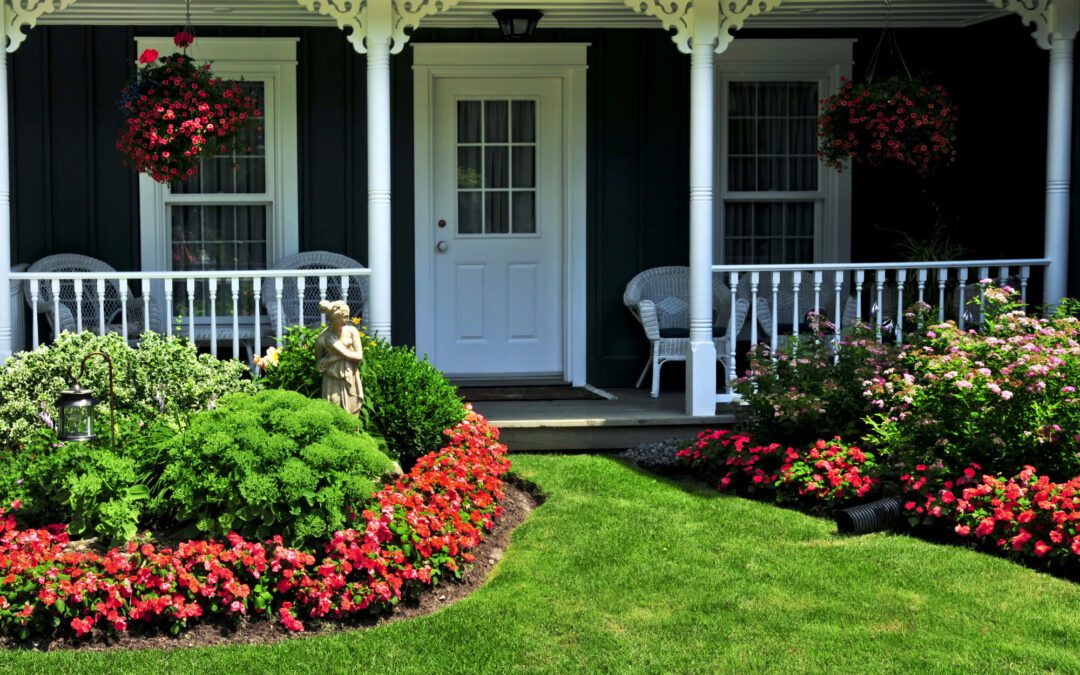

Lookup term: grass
[5,454,1080,674]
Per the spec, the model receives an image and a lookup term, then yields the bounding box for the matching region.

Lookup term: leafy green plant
[0,331,254,450]
[361,337,465,467]
[257,328,465,467]
[736,315,904,448]
[151,389,397,546]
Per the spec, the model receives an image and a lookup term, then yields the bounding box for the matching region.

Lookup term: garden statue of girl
[314,300,364,415]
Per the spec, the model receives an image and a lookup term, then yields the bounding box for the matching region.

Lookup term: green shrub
[361,337,465,467]
[0,331,254,450]
[151,389,397,546]
[868,286,1080,478]
[256,325,321,398]
[735,315,903,448]
[256,330,465,467]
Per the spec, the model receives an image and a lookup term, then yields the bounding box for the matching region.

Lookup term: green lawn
[5,454,1080,674]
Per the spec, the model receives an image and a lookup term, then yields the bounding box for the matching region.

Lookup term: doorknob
[436,241,449,253]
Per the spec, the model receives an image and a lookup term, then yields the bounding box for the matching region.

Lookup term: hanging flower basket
[817,76,958,176]
[117,36,261,184]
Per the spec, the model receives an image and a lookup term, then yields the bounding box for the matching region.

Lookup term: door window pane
[455,98,539,236]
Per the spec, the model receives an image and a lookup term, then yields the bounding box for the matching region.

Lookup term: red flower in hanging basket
[116,52,261,184]
[817,75,958,176]
[173,31,195,49]
[138,49,159,64]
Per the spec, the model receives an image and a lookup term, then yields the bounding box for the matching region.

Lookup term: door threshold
[448,375,568,387]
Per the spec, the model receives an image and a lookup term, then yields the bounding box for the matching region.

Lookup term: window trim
[135,37,299,272]
[714,39,854,264]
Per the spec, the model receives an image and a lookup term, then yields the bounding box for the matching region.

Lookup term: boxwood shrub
[151,389,397,546]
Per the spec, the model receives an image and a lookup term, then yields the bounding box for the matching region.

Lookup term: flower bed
[0,408,508,640]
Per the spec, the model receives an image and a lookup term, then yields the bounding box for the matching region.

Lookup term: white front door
[429,77,564,378]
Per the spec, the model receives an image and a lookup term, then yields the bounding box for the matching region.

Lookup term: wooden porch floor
[470,388,740,452]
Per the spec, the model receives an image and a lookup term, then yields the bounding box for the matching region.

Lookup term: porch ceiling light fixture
[493,9,543,39]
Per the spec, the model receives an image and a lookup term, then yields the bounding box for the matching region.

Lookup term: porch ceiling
[37,0,1011,30]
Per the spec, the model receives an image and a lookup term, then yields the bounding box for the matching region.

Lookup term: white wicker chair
[261,251,369,331]
[623,266,750,398]
[22,253,164,340]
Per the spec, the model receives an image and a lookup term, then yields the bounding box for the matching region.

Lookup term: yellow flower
[351,317,361,326]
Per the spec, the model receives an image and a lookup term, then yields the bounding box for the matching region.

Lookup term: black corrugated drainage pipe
[835,496,905,535]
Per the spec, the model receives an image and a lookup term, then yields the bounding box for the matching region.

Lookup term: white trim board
[412,43,589,387]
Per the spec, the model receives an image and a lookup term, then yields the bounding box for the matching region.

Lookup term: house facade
[0,0,1075,416]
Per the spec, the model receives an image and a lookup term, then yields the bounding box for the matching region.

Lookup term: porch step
[470,387,740,452]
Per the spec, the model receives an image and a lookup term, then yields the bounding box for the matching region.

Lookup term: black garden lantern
[493,9,543,39]
[56,351,116,446]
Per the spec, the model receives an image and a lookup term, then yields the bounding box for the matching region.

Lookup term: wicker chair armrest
[635,299,662,341]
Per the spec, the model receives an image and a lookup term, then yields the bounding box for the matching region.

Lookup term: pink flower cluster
[818,76,957,175]
[0,409,508,638]
[118,37,261,184]
[903,463,1080,565]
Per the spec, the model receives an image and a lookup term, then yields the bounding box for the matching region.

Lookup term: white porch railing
[10,268,372,362]
[712,258,1052,401]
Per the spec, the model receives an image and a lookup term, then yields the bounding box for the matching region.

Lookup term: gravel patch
[618,437,690,469]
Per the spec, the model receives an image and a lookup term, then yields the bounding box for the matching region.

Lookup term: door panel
[431,78,563,377]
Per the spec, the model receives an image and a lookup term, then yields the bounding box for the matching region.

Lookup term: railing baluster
[833,270,843,356]
[231,277,241,359]
[51,279,61,340]
[917,268,927,304]
[319,276,328,325]
[29,279,40,348]
[165,283,174,337]
[770,271,780,354]
[895,270,907,344]
[141,278,151,339]
[977,266,989,326]
[340,275,350,303]
[186,278,196,344]
[958,268,969,331]
[749,272,759,347]
[855,270,865,323]
[937,269,947,322]
[297,277,306,327]
[813,271,823,315]
[119,280,129,342]
[208,278,218,357]
[74,279,84,333]
[791,273,801,340]
[998,265,1009,287]
[253,277,263,364]
[96,278,107,337]
[728,272,738,397]
[275,277,284,342]
[875,270,886,343]
[1020,266,1031,304]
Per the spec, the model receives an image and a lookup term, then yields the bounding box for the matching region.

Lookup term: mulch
[4,478,541,653]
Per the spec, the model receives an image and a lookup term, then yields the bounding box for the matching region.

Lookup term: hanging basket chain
[864,0,912,84]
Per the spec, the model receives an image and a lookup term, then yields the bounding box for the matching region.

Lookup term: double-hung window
[716,40,853,265]
[136,37,299,319]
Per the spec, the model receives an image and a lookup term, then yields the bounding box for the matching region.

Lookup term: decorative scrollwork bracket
[297,0,459,54]
[988,0,1055,48]
[5,0,79,53]
[623,0,782,54]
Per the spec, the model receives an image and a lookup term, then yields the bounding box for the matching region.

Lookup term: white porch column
[624,0,780,415]
[686,40,717,416]
[366,36,393,341]
[0,2,11,361]
[1044,1,1080,306]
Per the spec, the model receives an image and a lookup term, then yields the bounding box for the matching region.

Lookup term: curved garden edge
[6,477,540,653]
[0,409,537,650]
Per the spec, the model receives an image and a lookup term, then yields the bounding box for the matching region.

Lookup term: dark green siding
[6,18,1063,387]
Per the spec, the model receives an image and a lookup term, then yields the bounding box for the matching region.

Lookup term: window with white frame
[136,37,299,317]
[716,40,853,265]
